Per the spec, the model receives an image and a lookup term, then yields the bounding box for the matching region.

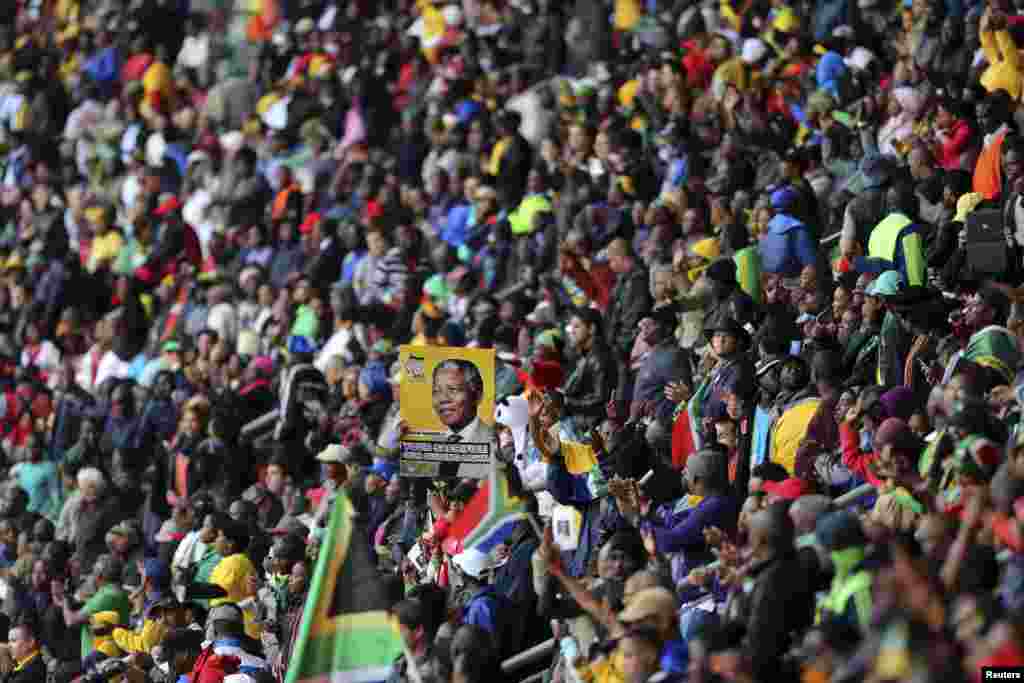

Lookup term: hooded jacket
[760,214,817,277]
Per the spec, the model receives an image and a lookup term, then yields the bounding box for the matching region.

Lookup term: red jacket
[839,422,883,487]
[191,650,241,683]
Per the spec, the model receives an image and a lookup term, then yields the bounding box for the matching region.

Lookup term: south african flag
[284,493,403,683]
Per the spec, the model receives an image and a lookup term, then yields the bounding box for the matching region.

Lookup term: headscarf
[879,387,918,421]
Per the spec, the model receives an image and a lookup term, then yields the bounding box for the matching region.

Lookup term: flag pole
[402,642,425,683]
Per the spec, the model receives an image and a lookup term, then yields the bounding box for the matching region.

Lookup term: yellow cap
[954,192,984,223]
[690,237,721,262]
[2,253,22,271]
[256,92,281,116]
[772,8,799,33]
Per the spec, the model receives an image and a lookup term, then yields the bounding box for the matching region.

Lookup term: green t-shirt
[290,305,319,340]
[80,583,132,658]
[194,550,224,607]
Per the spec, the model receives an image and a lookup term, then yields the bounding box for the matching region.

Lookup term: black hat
[704,258,738,285]
[704,315,752,350]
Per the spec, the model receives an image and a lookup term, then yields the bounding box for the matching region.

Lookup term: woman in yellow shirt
[980,10,1021,101]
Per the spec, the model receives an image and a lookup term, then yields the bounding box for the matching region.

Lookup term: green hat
[956,436,1002,482]
[162,340,181,353]
[535,328,563,349]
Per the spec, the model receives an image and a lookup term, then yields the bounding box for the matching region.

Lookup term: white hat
[186,150,211,168]
[442,4,464,26]
[145,132,167,168]
[295,17,315,35]
[262,96,291,131]
[741,38,767,64]
[219,131,245,154]
[316,444,351,464]
[452,548,491,579]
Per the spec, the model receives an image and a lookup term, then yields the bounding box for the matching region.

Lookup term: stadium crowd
[1,0,1024,682]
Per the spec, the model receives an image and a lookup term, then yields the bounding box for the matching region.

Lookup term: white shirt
[171,529,208,577]
[94,350,131,391]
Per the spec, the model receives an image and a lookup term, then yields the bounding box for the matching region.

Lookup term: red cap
[761,477,811,501]
[299,212,321,234]
[517,360,564,393]
[153,196,182,216]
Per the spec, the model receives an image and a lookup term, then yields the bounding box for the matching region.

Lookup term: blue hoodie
[760,214,817,277]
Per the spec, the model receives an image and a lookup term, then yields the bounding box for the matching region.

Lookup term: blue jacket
[760,214,817,277]
[463,586,503,634]
[441,203,472,247]
[645,494,739,600]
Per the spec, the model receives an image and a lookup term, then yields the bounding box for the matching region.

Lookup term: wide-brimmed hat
[704,315,752,349]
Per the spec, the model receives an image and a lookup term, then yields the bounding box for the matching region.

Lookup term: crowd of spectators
[0,1,1024,683]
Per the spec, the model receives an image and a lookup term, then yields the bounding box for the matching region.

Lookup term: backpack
[964,207,1009,276]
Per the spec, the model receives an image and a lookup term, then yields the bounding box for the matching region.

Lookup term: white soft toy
[494,396,529,456]
[495,396,551,499]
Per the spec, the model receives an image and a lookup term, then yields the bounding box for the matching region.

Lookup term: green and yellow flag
[285,493,403,683]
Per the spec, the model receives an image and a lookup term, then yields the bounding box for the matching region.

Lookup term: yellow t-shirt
[614,0,641,30]
[112,619,167,655]
[88,230,124,273]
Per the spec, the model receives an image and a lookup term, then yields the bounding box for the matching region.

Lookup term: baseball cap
[209,603,244,624]
[162,340,182,353]
[618,587,677,623]
[865,270,904,297]
[451,548,491,579]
